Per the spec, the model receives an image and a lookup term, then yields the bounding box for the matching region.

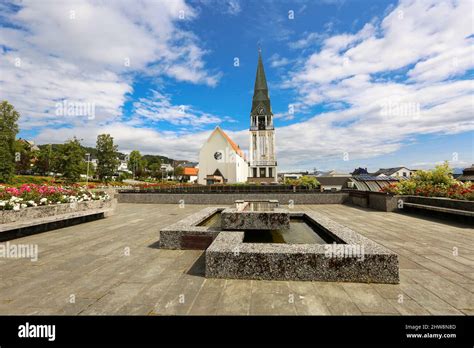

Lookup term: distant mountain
[452,167,463,175]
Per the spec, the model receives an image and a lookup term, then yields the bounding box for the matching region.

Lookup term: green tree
[148,162,163,179]
[33,144,54,175]
[284,175,320,189]
[175,166,185,181]
[57,137,85,182]
[128,150,147,178]
[96,134,119,182]
[0,101,20,183]
[14,140,33,174]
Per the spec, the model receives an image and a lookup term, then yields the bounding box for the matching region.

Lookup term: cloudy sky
[0,0,473,172]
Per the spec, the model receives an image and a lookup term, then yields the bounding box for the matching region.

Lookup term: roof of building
[212,126,246,160]
[183,167,198,176]
[313,170,351,177]
[348,175,398,192]
[316,176,350,186]
[457,175,474,182]
[181,162,198,168]
[351,167,369,175]
[372,167,411,176]
[353,174,399,181]
[457,165,474,182]
[461,164,474,175]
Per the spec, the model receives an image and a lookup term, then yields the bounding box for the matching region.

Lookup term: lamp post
[85,153,91,185]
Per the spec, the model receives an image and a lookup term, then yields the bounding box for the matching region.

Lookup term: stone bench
[0,199,116,237]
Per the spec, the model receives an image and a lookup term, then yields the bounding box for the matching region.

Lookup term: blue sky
[0,0,473,172]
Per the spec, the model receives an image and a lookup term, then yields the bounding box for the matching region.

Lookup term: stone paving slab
[0,203,472,315]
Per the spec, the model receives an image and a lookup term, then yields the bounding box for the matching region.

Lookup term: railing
[118,184,326,194]
[250,126,274,131]
[250,161,277,166]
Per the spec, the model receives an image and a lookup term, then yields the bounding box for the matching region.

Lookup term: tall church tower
[248,49,277,183]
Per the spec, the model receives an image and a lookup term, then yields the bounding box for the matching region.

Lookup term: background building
[197,126,248,185]
[372,167,416,179]
[457,164,474,182]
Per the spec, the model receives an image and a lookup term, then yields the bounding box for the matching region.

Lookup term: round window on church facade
[214,152,222,160]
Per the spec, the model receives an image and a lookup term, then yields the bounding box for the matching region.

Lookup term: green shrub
[284,176,319,189]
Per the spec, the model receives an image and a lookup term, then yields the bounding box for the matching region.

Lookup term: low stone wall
[368,193,400,212]
[400,196,474,211]
[347,191,400,212]
[347,191,369,209]
[118,192,349,205]
[0,199,115,224]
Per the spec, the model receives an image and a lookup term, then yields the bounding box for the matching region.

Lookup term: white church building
[198,49,277,185]
[197,127,248,185]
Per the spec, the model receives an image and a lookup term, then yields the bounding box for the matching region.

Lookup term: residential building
[182,167,199,183]
[457,164,474,182]
[117,160,131,173]
[317,176,351,191]
[279,172,308,181]
[372,167,416,179]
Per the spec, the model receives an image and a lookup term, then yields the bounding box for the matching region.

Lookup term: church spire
[251,49,272,115]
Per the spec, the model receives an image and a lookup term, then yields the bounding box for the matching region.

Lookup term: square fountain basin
[205,211,399,284]
[159,207,399,284]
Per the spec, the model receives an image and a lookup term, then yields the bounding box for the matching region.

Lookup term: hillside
[37,144,177,163]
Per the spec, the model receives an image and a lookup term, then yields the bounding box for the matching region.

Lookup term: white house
[372,167,416,179]
[198,126,248,185]
[160,163,173,172]
[117,160,132,174]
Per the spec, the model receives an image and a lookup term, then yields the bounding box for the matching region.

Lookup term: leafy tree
[33,144,54,175]
[174,166,185,181]
[128,150,147,178]
[56,137,85,182]
[96,134,119,182]
[299,175,320,189]
[0,101,20,183]
[383,161,457,196]
[14,140,34,174]
[148,162,163,179]
[284,175,320,189]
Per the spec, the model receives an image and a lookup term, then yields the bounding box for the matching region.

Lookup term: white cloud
[0,0,220,130]
[198,0,242,16]
[3,0,472,171]
[132,90,224,127]
[269,53,290,68]
[289,32,326,49]
[275,0,474,169]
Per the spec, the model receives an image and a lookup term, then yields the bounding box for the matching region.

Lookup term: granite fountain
[159,200,399,283]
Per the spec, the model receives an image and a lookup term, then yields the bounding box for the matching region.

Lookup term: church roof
[211,126,246,160]
[251,50,272,115]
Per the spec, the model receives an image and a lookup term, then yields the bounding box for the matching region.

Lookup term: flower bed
[0,184,110,211]
[381,181,473,201]
[379,162,473,201]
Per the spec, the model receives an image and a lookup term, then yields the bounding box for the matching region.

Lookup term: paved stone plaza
[0,203,472,315]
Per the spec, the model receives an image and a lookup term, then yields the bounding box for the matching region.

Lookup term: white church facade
[197,127,248,185]
[197,50,277,185]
